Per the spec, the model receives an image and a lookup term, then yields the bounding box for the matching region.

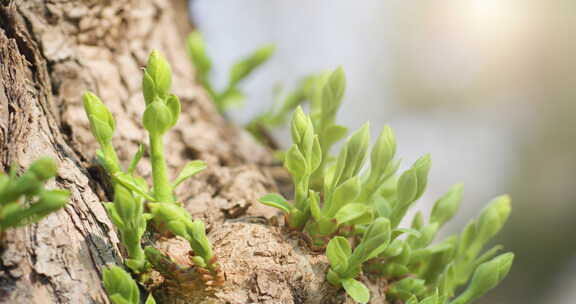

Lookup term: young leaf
[329,176,361,216]
[334,203,370,224]
[229,45,275,86]
[284,145,307,179]
[187,31,212,79]
[146,50,172,98]
[412,154,431,200]
[145,294,157,304]
[166,94,181,128]
[258,193,292,214]
[396,169,418,207]
[83,92,115,145]
[321,67,346,119]
[449,253,514,304]
[430,184,463,226]
[309,190,322,220]
[476,195,511,246]
[187,220,213,262]
[327,236,351,274]
[128,144,144,174]
[369,125,396,179]
[102,266,139,304]
[142,71,156,106]
[143,100,173,135]
[28,157,58,181]
[342,278,370,304]
[173,160,207,187]
[112,173,157,202]
[355,217,391,261]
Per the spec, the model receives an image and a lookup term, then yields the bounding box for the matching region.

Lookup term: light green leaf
[102,266,139,304]
[450,253,514,304]
[321,67,346,119]
[309,190,322,220]
[342,278,370,304]
[329,176,361,216]
[342,123,370,180]
[259,193,292,214]
[326,236,351,273]
[413,154,432,200]
[229,45,275,86]
[146,50,172,98]
[112,185,138,221]
[83,92,115,132]
[290,107,308,145]
[411,211,424,230]
[166,94,181,128]
[145,294,157,304]
[284,145,307,179]
[188,220,213,261]
[356,217,391,261]
[393,228,422,240]
[217,87,245,108]
[476,195,511,246]
[112,173,157,202]
[187,31,212,77]
[88,115,114,146]
[128,144,144,174]
[142,71,156,106]
[430,184,463,226]
[396,169,418,206]
[334,203,369,224]
[143,100,173,135]
[369,125,396,179]
[173,160,207,187]
[324,124,348,148]
[309,135,322,173]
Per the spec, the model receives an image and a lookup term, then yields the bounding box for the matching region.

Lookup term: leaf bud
[83,92,115,145]
[143,99,174,135]
[430,184,463,226]
[146,50,172,98]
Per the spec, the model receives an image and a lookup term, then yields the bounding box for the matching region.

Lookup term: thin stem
[149,134,174,203]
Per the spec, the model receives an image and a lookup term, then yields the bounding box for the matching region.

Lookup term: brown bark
[0,1,386,303]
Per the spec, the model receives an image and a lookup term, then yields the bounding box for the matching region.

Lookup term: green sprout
[83,91,149,273]
[148,202,217,273]
[0,158,69,233]
[257,67,513,303]
[259,106,321,230]
[326,218,391,304]
[307,68,349,189]
[102,265,156,304]
[187,30,275,113]
[83,50,214,275]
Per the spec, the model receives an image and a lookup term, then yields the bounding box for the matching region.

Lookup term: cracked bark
[0,1,387,303]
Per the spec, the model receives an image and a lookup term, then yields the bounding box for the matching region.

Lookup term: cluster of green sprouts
[84,50,217,303]
[0,158,69,234]
[258,68,514,303]
[187,31,275,112]
[188,30,345,150]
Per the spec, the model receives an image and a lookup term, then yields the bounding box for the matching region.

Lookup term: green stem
[102,142,122,174]
[124,231,145,261]
[149,134,173,203]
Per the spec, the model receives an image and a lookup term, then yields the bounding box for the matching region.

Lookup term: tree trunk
[0,1,386,303]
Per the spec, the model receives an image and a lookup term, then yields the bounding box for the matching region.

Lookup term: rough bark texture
[0,1,387,303]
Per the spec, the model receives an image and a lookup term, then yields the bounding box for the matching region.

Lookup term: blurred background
[189,1,576,303]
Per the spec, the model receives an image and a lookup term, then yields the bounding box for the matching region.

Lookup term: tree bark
[0,1,386,303]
